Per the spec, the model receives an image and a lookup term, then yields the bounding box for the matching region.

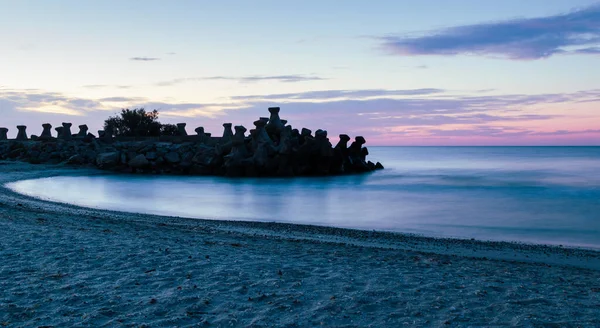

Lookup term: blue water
[7,147,600,248]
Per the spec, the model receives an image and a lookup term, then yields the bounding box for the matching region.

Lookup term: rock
[266,107,285,136]
[40,123,53,139]
[0,106,384,176]
[61,123,72,140]
[360,147,369,161]
[221,123,234,143]
[195,127,208,143]
[84,133,96,142]
[349,136,366,158]
[299,128,312,145]
[145,152,158,160]
[129,154,150,168]
[96,152,119,168]
[335,134,350,150]
[375,162,384,170]
[66,154,85,165]
[77,125,88,138]
[277,125,293,155]
[55,127,64,139]
[233,125,247,142]
[164,152,181,164]
[224,126,250,172]
[16,125,28,141]
[177,123,188,136]
[348,136,369,172]
[82,150,97,162]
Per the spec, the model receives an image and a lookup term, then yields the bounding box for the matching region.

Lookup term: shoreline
[2,161,600,270]
[1,161,600,326]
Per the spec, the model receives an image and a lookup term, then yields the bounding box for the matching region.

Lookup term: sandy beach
[1,162,599,327]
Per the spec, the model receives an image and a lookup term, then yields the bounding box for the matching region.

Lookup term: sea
[7,147,600,249]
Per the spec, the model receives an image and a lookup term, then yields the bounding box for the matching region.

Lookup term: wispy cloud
[130,57,161,61]
[1,87,599,144]
[574,47,600,54]
[380,4,600,60]
[82,85,132,89]
[155,75,326,86]
[231,88,445,101]
[99,97,145,102]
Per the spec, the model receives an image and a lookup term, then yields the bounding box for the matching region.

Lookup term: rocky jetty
[0,107,383,177]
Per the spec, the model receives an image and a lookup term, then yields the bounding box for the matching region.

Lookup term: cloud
[130,57,161,61]
[82,85,132,89]
[574,47,600,54]
[380,4,600,60]
[155,75,326,86]
[1,87,599,144]
[230,88,445,101]
[99,97,145,102]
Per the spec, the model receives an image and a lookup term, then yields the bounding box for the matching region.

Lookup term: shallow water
[7,147,600,248]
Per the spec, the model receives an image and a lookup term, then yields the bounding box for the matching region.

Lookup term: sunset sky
[1,0,599,145]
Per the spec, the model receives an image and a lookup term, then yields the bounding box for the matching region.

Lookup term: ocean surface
[7,147,600,248]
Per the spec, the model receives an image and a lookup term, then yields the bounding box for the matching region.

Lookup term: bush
[104,108,162,137]
[160,124,179,136]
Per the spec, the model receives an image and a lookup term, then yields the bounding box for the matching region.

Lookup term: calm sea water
[7,147,600,248]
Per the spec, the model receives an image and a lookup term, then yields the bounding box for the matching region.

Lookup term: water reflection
[7,147,600,248]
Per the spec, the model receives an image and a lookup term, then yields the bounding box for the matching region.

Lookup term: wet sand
[1,162,599,327]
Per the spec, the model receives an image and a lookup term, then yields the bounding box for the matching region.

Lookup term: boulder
[16,125,28,141]
[335,134,350,150]
[77,125,88,138]
[0,128,8,140]
[61,123,72,140]
[96,152,119,168]
[40,123,53,139]
[145,152,158,160]
[129,154,150,168]
[266,107,285,136]
[177,123,188,136]
[66,154,85,165]
[164,152,181,164]
[195,127,208,143]
[221,123,234,143]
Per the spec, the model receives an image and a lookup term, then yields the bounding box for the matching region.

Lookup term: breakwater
[0,107,383,177]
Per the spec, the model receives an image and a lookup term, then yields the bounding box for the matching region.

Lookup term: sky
[1,0,599,145]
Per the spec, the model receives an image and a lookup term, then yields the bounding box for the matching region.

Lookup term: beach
[1,162,600,327]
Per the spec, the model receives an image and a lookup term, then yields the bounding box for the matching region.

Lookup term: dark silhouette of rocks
[61,123,73,140]
[0,107,383,176]
[41,124,53,139]
[0,128,8,141]
[55,127,64,139]
[77,125,88,138]
[266,107,285,137]
[177,123,187,136]
[16,126,28,141]
[222,123,234,143]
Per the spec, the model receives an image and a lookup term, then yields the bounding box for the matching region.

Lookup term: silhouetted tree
[104,108,162,137]
[160,124,179,136]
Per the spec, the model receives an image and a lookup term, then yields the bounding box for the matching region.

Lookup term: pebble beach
[1,162,600,327]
